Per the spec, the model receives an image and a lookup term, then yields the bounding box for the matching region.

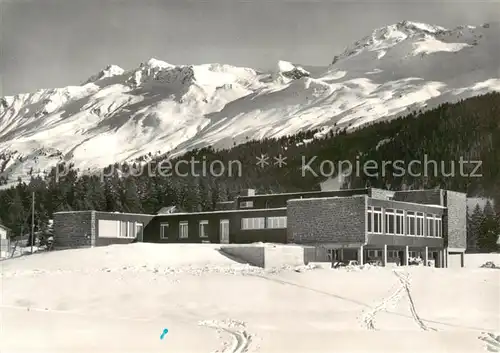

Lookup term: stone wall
[220,244,306,268]
[287,196,366,245]
[264,245,305,268]
[220,245,265,267]
[53,211,95,248]
[445,190,467,249]
[303,246,330,264]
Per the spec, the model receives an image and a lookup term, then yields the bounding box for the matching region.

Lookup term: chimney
[240,189,256,197]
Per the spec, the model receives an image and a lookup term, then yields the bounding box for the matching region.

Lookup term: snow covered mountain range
[1,21,499,185]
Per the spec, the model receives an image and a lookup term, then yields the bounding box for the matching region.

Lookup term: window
[427,214,435,237]
[426,214,442,237]
[435,216,442,237]
[367,207,373,233]
[120,221,127,237]
[241,217,265,230]
[98,220,120,238]
[368,250,379,258]
[406,212,416,236]
[395,210,404,235]
[179,221,189,239]
[240,201,254,208]
[416,213,424,236]
[385,209,395,234]
[373,207,382,234]
[128,222,135,238]
[367,207,382,234]
[267,216,287,229]
[160,223,169,239]
[389,250,399,258]
[117,221,135,238]
[135,223,144,239]
[199,220,209,238]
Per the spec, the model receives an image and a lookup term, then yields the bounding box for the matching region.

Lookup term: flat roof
[54,211,155,217]
[393,189,443,193]
[392,189,466,196]
[237,188,369,199]
[155,207,287,217]
[53,211,94,214]
[286,195,446,209]
[287,195,366,203]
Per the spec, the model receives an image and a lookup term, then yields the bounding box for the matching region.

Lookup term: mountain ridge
[1,21,499,187]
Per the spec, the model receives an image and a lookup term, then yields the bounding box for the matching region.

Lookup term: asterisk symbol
[256,154,269,168]
[274,154,287,168]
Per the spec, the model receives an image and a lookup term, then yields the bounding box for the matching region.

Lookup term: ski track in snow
[1,304,255,353]
[362,279,406,330]
[362,270,437,331]
[393,270,437,332]
[199,320,252,353]
[250,270,493,332]
[478,332,500,352]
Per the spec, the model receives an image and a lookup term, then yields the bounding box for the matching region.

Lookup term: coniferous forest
[1,93,500,251]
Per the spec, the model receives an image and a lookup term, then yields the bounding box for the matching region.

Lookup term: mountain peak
[84,64,125,84]
[393,20,447,34]
[1,21,499,188]
[331,21,462,64]
[142,58,175,69]
[275,60,310,81]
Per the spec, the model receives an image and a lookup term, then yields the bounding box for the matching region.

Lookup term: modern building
[0,223,12,259]
[53,187,467,268]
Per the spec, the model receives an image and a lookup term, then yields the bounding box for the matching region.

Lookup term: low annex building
[0,223,12,259]
[53,187,467,268]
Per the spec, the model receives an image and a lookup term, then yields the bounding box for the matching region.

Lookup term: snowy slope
[1,21,499,185]
[1,244,499,353]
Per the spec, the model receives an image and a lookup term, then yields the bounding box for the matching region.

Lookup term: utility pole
[31,192,35,254]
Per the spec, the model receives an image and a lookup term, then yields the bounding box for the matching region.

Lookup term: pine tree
[477,215,499,252]
[121,177,142,213]
[484,200,495,218]
[468,204,484,251]
[8,188,26,236]
[141,177,160,213]
[103,175,123,211]
[2,93,500,226]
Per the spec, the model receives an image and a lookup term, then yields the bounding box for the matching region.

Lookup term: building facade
[53,187,467,267]
[53,211,154,249]
[0,223,11,259]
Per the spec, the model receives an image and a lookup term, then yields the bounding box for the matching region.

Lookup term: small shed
[0,223,12,259]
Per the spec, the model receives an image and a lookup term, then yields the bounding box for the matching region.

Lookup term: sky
[0,0,499,96]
